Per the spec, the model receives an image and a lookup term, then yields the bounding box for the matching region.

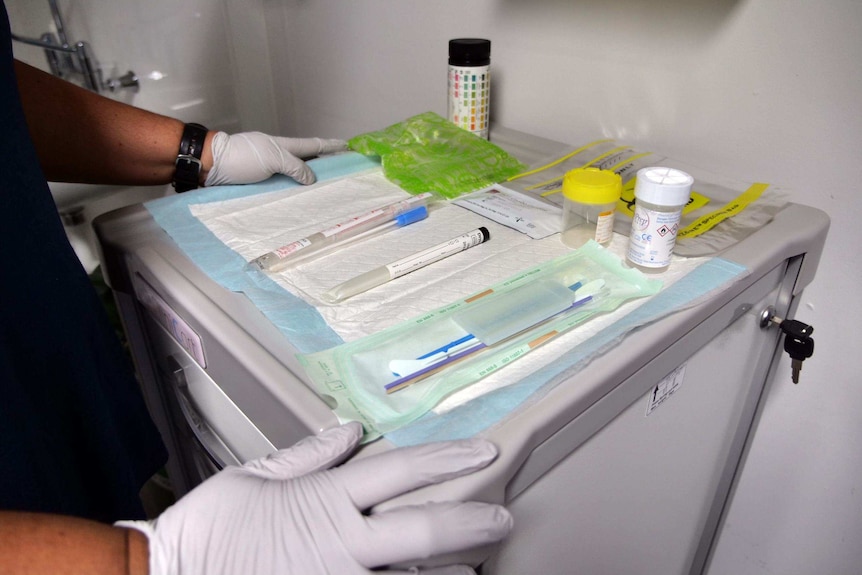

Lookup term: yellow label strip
[677,182,769,239]
[530,178,565,193]
[617,177,710,218]
[535,145,631,195]
[532,151,653,199]
[507,139,613,182]
[528,330,559,348]
[581,145,634,169]
[607,151,652,173]
[464,289,494,304]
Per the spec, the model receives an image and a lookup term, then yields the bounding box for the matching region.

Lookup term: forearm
[14,60,212,186]
[0,511,148,575]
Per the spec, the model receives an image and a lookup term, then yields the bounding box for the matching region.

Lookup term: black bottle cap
[449,38,491,67]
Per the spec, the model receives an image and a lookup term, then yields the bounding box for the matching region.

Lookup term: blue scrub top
[0,1,167,522]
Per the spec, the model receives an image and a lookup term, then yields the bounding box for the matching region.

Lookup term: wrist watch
[172,123,209,193]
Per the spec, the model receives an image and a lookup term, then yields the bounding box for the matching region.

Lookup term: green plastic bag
[348,111,528,199]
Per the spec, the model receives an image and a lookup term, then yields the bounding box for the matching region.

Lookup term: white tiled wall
[7,0,273,131]
[7,0,277,271]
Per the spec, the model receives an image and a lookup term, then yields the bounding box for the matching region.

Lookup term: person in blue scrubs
[0,1,341,523]
[0,4,514,574]
[0,5,166,523]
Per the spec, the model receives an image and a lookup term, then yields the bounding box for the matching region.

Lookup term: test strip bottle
[626,167,694,273]
[448,38,491,139]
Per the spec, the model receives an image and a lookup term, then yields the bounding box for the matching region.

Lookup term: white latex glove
[204,131,348,186]
[118,422,512,575]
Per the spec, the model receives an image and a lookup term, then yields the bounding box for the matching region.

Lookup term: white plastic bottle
[448,38,491,139]
[626,167,694,273]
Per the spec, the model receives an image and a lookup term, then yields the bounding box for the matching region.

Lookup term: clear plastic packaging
[560,167,622,248]
[453,279,576,346]
[299,241,661,441]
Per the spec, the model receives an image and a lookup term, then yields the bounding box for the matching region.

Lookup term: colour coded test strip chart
[448,65,490,139]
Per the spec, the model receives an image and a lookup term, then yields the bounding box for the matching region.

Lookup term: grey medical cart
[95,129,828,575]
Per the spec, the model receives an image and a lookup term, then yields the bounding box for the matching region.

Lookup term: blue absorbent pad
[385,256,747,446]
[145,152,380,353]
[144,152,748,445]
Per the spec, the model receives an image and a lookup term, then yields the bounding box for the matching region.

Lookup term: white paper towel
[191,168,709,414]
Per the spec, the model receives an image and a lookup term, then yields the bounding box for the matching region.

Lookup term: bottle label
[448,64,490,139]
[595,210,615,244]
[275,237,312,258]
[627,205,682,268]
[386,228,486,278]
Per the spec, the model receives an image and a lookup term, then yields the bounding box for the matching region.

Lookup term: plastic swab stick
[385,279,605,393]
[389,337,479,377]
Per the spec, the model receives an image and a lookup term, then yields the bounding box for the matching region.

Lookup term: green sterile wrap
[347,112,528,199]
[299,242,662,441]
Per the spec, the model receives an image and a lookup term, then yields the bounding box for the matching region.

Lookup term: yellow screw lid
[562,167,622,204]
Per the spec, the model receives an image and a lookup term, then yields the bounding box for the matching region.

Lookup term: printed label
[275,238,311,258]
[133,274,207,368]
[386,229,486,278]
[320,208,386,238]
[448,64,490,139]
[677,182,769,238]
[453,187,562,239]
[627,205,682,268]
[595,210,616,244]
[646,364,686,415]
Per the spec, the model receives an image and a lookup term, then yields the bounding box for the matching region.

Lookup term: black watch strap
[172,123,209,193]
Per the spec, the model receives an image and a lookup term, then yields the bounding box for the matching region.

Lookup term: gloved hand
[204,131,348,186]
[118,422,512,575]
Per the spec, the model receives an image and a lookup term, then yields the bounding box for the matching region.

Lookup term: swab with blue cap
[250,193,433,272]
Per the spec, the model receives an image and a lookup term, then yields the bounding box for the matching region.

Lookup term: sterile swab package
[299,241,661,441]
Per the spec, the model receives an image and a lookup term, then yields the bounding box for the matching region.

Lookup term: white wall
[266,1,860,573]
[7,0,277,271]
[8,0,276,133]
